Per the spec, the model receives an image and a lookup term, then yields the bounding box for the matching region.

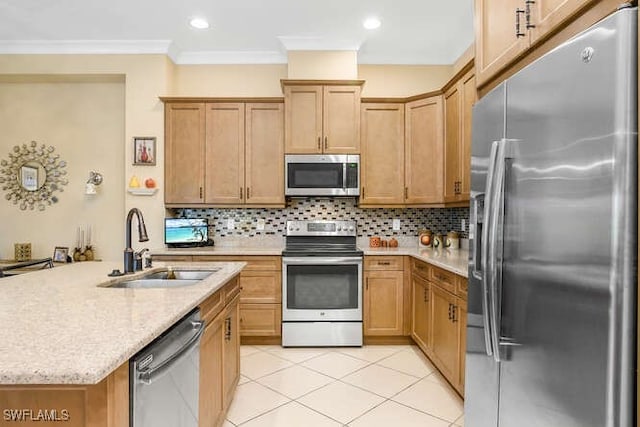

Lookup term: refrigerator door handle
[480,141,500,358]
[472,191,493,357]
[486,139,509,363]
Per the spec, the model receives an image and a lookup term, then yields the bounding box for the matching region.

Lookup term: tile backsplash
[173,198,469,239]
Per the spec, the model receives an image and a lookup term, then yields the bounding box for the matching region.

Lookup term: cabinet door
[360,103,405,205]
[457,297,467,395]
[444,84,461,203]
[459,69,476,200]
[165,103,205,204]
[530,0,596,45]
[239,271,282,304]
[405,96,444,204]
[199,313,224,427]
[431,284,460,384]
[239,303,282,336]
[245,103,284,205]
[411,274,431,353]
[364,270,404,336]
[323,85,361,153]
[284,85,323,153]
[222,296,240,410]
[475,0,530,87]
[205,103,245,204]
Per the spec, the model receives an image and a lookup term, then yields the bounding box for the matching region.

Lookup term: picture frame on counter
[133,137,156,166]
[53,246,69,263]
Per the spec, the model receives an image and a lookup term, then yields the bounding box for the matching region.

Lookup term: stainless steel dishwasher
[130,309,204,427]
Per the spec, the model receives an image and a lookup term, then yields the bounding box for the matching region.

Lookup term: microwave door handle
[343,162,347,191]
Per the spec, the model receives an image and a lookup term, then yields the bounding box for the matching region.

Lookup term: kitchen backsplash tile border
[172,198,469,239]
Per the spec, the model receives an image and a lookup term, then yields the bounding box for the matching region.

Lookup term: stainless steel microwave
[285,154,360,197]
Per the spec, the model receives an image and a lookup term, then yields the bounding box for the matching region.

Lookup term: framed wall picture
[133,137,156,166]
[53,246,69,263]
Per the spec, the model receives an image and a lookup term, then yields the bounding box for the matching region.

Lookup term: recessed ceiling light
[363,17,381,30]
[189,17,210,30]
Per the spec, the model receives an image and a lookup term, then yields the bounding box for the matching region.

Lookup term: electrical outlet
[392,219,401,231]
[461,219,466,232]
[227,219,235,230]
[256,218,265,231]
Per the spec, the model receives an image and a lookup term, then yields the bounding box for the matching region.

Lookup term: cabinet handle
[199,186,203,199]
[405,187,408,199]
[515,8,526,38]
[423,288,427,303]
[224,317,231,341]
[362,187,365,198]
[317,136,321,150]
[448,303,452,321]
[240,187,243,200]
[452,305,458,323]
[247,187,250,199]
[378,261,391,266]
[324,136,328,149]
[366,277,369,291]
[525,0,536,29]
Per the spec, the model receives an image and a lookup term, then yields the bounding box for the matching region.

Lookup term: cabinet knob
[405,187,408,199]
[246,187,250,199]
[199,186,203,199]
[515,8,526,38]
[525,0,536,30]
[324,136,328,150]
[317,136,321,150]
[240,187,243,200]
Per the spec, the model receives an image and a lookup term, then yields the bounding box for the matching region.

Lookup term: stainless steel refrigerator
[466,6,637,427]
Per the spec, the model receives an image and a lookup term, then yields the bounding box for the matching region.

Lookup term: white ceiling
[0,0,474,65]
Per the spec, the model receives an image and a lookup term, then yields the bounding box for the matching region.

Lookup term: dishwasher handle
[138,320,204,385]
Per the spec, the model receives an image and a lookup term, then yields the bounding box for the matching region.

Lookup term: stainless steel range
[282,220,363,347]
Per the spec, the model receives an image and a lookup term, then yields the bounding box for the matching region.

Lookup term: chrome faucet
[124,208,149,273]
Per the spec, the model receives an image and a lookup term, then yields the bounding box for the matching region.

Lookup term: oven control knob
[336,226,342,231]
[295,227,300,231]
[348,226,354,231]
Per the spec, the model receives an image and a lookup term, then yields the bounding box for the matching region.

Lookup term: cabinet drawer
[153,255,193,262]
[411,258,431,280]
[239,304,281,336]
[224,276,241,304]
[430,266,457,294]
[240,271,281,303]
[364,256,403,271]
[194,255,281,271]
[457,277,468,300]
[200,289,224,324]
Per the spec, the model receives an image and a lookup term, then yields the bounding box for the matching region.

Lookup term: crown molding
[0,40,172,55]
[173,50,287,65]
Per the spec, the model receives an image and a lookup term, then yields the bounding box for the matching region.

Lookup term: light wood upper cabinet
[475,0,602,87]
[164,101,284,207]
[283,85,322,153]
[529,0,596,44]
[205,103,245,204]
[323,86,361,153]
[444,67,476,203]
[284,82,362,154]
[475,0,531,87]
[364,270,404,336]
[165,103,205,204]
[405,95,444,204]
[245,103,284,205]
[360,103,405,205]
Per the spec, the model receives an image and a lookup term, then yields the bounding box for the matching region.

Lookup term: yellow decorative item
[128,175,140,188]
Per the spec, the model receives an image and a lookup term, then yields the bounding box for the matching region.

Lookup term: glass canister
[446,231,460,250]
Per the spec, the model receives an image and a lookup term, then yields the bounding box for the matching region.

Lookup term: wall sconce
[86,171,103,195]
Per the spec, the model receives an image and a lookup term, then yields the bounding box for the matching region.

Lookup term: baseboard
[363,336,414,345]
[241,336,281,345]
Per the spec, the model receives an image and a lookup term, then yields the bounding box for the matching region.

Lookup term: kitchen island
[0,260,245,427]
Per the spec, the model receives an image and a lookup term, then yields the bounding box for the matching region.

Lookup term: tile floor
[225,345,464,427]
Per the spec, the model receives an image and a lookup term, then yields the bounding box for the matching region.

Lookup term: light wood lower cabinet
[430,284,461,384]
[240,303,282,336]
[199,277,240,427]
[411,273,431,354]
[364,270,404,336]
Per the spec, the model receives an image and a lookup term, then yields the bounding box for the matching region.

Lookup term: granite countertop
[363,246,469,277]
[0,260,244,385]
[152,238,468,278]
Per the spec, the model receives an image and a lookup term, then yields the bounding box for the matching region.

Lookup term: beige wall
[0,81,125,260]
[288,51,358,80]
[358,65,453,97]
[0,53,460,260]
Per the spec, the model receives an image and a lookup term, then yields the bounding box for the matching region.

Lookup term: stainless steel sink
[101,268,219,288]
[142,270,218,280]
[107,279,201,289]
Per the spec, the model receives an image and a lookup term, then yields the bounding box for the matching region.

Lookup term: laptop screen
[165,218,208,244]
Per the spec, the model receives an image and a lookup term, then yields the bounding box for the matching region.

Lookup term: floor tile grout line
[232,399,293,427]
[389,396,463,425]
[293,395,357,426]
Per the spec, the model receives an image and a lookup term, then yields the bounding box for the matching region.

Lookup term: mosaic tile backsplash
[173,198,470,239]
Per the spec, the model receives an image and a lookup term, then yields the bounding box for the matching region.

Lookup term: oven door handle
[283,257,363,265]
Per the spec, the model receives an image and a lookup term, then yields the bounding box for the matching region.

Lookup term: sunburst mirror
[0,141,68,211]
